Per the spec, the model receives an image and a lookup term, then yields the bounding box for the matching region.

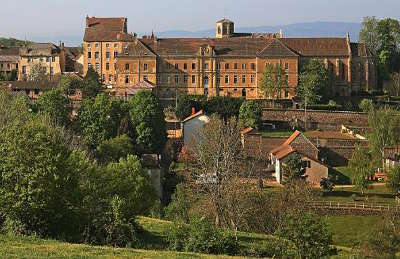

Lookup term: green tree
[368,107,400,170]
[203,96,243,119]
[359,98,374,113]
[349,144,373,195]
[95,134,134,164]
[260,63,288,104]
[176,94,203,121]
[78,94,123,149]
[385,72,400,97]
[0,116,82,238]
[359,16,380,55]
[36,88,71,126]
[278,212,333,259]
[28,63,47,81]
[82,67,102,99]
[0,89,30,129]
[387,166,400,195]
[239,100,262,129]
[296,59,329,105]
[282,153,306,183]
[128,90,166,154]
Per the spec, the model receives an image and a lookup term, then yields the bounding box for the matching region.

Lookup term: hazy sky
[1,0,399,39]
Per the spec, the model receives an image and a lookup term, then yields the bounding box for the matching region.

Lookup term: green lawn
[320,185,397,204]
[0,216,357,258]
[261,130,293,138]
[324,215,380,248]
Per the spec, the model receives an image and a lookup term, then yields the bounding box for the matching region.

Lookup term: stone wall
[262,109,369,130]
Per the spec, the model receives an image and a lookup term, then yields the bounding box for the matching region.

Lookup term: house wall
[183,114,210,148]
[19,55,62,81]
[304,158,329,185]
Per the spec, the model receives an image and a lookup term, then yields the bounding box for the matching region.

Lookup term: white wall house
[182,110,210,149]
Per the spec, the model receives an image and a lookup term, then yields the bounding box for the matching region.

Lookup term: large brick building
[83,17,377,100]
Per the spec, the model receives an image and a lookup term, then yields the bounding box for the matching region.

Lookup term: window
[52,56,55,62]
[143,75,148,81]
[109,74,113,82]
[175,74,179,84]
[87,43,91,48]
[192,75,196,84]
[234,75,238,84]
[242,75,246,84]
[125,75,129,84]
[184,75,188,84]
[114,63,117,70]
[95,43,99,48]
[225,75,229,84]
[106,43,110,48]
[192,63,196,70]
[184,63,187,70]
[95,52,99,59]
[285,62,289,70]
[225,63,229,70]
[285,90,289,98]
[286,74,289,83]
[216,63,221,70]
[46,57,50,62]
[125,63,129,71]
[204,63,209,70]
[40,57,43,62]
[95,63,100,72]
[144,63,148,71]
[234,63,238,69]
[251,63,255,70]
[175,63,179,70]
[34,89,39,95]
[88,63,92,69]
[203,76,209,86]
[251,75,255,83]
[114,43,119,48]
[87,52,91,59]
[167,63,172,69]
[216,76,221,84]
[114,51,118,58]
[106,52,110,59]
[242,63,247,70]
[106,63,110,71]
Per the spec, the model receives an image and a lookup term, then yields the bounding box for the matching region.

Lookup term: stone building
[18,43,66,81]
[83,16,135,86]
[83,17,377,100]
[0,47,19,80]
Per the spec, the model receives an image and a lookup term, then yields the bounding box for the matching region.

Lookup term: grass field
[0,216,358,258]
[261,130,293,138]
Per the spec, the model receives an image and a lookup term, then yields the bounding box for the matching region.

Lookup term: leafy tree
[36,88,71,126]
[78,94,123,149]
[176,94,203,121]
[359,16,380,56]
[368,107,400,170]
[296,59,329,105]
[387,165,400,195]
[95,134,134,164]
[128,90,166,154]
[260,63,288,104]
[0,116,82,238]
[349,144,373,195]
[82,67,102,99]
[0,89,30,129]
[165,183,194,224]
[239,100,262,129]
[359,99,374,113]
[203,96,243,119]
[28,63,47,81]
[277,212,333,259]
[282,153,306,183]
[385,72,400,97]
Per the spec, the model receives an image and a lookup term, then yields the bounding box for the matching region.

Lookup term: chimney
[86,15,90,28]
[191,107,196,115]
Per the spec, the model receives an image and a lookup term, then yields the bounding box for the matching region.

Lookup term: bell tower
[216,18,234,38]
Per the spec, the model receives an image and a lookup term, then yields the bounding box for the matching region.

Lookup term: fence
[310,201,400,213]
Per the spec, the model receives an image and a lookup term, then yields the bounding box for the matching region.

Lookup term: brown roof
[120,40,157,57]
[84,17,131,42]
[274,145,295,160]
[19,43,60,56]
[241,127,254,135]
[283,130,301,145]
[141,37,275,57]
[281,38,349,57]
[0,47,19,56]
[305,130,355,140]
[259,39,298,57]
[183,110,204,123]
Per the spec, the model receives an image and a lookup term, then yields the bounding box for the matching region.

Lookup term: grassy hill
[0,37,31,47]
[0,216,359,258]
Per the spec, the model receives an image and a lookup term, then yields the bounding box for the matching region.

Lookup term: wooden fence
[310,201,400,213]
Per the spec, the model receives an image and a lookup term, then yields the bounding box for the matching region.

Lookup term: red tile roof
[84,17,130,42]
[86,17,126,32]
[281,38,349,57]
[241,127,254,135]
[283,130,301,145]
[183,110,204,123]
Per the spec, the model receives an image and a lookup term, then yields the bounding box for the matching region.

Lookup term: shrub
[203,96,244,119]
[95,134,134,164]
[245,238,298,258]
[239,100,262,129]
[359,99,374,112]
[168,217,239,255]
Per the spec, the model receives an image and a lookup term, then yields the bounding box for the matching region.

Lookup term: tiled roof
[84,17,130,42]
[141,38,275,57]
[259,39,298,57]
[120,40,156,57]
[0,47,19,56]
[305,130,355,140]
[241,127,254,135]
[272,144,295,160]
[283,130,301,145]
[217,18,234,23]
[183,110,204,123]
[19,43,60,56]
[281,38,349,57]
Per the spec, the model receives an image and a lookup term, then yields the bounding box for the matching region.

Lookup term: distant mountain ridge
[5,21,362,47]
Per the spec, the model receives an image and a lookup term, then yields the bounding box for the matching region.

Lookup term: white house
[181,110,210,149]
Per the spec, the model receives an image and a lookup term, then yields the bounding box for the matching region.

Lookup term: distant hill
[155,22,362,41]
[3,21,363,47]
[0,37,32,48]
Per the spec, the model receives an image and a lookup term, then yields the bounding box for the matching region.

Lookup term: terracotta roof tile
[183,110,204,123]
[241,127,254,135]
[283,130,301,145]
[84,17,129,42]
[281,38,349,57]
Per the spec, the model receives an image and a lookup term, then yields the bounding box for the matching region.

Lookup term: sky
[1,0,399,40]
